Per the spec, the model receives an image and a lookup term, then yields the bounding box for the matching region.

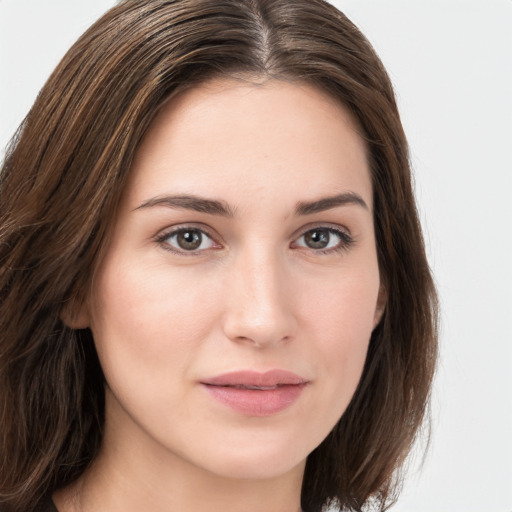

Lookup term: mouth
[201,369,308,387]
[224,384,281,390]
[200,370,309,416]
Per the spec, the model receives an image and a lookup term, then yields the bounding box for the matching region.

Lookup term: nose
[222,248,298,349]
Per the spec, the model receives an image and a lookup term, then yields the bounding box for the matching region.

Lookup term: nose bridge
[223,242,296,347]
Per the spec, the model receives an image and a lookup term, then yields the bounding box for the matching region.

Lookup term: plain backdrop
[1,1,511,511]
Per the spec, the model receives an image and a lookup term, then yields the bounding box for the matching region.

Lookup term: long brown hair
[0,1,438,511]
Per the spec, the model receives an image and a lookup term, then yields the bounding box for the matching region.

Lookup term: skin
[57,78,385,512]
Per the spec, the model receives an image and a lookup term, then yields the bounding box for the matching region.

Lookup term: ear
[373,283,387,329]
[60,298,90,330]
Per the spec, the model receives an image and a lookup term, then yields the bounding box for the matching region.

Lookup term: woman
[0,1,438,511]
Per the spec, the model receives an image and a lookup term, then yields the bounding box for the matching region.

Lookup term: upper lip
[201,370,308,388]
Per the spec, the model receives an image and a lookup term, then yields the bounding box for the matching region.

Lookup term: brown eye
[303,229,330,249]
[294,227,353,253]
[161,228,216,253]
[176,230,203,250]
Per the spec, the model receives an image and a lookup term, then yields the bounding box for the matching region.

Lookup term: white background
[1,1,511,511]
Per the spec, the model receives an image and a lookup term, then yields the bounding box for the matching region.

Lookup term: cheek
[300,267,379,415]
[89,258,220,389]
[302,263,380,345]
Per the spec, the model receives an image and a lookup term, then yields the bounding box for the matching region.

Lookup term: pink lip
[201,370,308,417]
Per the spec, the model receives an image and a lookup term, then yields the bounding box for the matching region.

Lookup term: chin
[204,453,306,481]
[182,429,317,481]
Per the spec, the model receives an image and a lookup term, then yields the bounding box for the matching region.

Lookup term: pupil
[305,229,329,249]
[177,230,201,250]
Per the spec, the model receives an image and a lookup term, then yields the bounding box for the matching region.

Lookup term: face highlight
[79,79,384,483]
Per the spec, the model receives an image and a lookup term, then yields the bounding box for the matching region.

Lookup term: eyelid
[154,223,223,255]
[291,223,354,254]
[291,222,353,240]
[153,222,354,256]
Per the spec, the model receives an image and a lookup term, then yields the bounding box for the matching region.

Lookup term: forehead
[126,78,372,211]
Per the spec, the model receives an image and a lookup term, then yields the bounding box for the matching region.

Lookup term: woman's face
[80,79,384,481]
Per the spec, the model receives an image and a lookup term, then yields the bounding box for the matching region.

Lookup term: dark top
[34,497,58,512]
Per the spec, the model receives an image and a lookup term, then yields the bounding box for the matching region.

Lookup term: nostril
[221,269,298,347]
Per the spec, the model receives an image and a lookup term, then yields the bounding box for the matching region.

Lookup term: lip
[200,370,309,417]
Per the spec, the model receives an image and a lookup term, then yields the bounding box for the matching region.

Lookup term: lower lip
[202,383,307,416]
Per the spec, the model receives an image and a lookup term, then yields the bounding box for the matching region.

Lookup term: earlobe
[60,299,90,329]
[373,284,387,329]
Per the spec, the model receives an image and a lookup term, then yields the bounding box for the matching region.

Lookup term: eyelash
[155,225,354,256]
[293,226,354,255]
[155,226,220,256]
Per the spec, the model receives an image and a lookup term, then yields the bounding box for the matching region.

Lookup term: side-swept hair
[0,1,438,511]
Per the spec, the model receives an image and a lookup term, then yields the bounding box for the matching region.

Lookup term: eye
[157,227,218,253]
[293,227,353,253]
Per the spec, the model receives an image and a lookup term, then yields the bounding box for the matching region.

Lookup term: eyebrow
[295,192,368,215]
[135,191,368,217]
[135,195,235,217]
